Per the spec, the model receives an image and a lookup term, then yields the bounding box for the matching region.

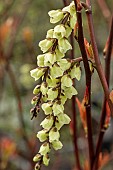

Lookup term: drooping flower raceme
[30,1,81,169]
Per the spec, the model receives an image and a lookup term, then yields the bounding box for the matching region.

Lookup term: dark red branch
[62,0,70,6]
[93,16,113,170]
[104,16,113,86]
[84,1,113,116]
[70,32,82,170]
[73,1,94,169]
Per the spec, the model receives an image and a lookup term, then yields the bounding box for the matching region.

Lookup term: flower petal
[48,10,64,24]
[39,39,53,53]
[41,102,52,115]
[30,68,45,81]
[40,116,54,130]
[39,142,50,155]
[37,129,48,142]
[49,127,60,142]
[43,154,50,166]
[61,74,73,87]
[52,140,63,150]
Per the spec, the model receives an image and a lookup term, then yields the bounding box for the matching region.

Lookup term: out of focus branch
[96,0,111,25]
[62,0,70,6]
[0,0,15,21]
[6,63,31,149]
[0,0,33,153]
[6,0,32,60]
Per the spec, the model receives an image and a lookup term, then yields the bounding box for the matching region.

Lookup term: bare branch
[93,16,113,170]
[96,0,111,25]
[6,63,31,150]
[84,1,113,116]
[73,1,94,169]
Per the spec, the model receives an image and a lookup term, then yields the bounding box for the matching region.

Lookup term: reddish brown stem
[62,2,82,169]
[84,2,113,116]
[93,16,113,170]
[86,0,91,6]
[70,32,82,170]
[96,0,111,25]
[104,16,113,86]
[74,1,94,169]
[62,0,70,6]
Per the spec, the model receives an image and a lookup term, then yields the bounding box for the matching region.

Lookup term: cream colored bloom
[48,9,64,23]
[49,127,60,142]
[44,52,56,65]
[70,13,77,29]
[62,86,78,99]
[52,140,63,150]
[30,68,45,81]
[61,74,73,87]
[58,38,72,53]
[55,48,65,60]
[40,116,54,130]
[33,85,40,94]
[39,142,50,155]
[35,163,41,170]
[39,39,53,53]
[62,1,76,16]
[70,64,81,80]
[55,113,71,130]
[58,113,71,124]
[46,29,54,38]
[37,54,45,67]
[33,153,42,162]
[43,154,50,166]
[40,82,48,95]
[58,59,71,71]
[46,75,60,88]
[41,102,52,115]
[53,24,66,39]
[47,88,58,100]
[52,102,64,116]
[60,94,67,104]
[65,25,72,37]
[50,64,64,78]
[37,129,48,142]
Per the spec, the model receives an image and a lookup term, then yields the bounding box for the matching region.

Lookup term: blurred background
[0,0,113,170]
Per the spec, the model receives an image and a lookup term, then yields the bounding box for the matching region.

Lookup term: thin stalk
[5,0,32,60]
[0,0,15,21]
[86,0,91,6]
[62,1,82,168]
[104,16,113,86]
[70,32,82,170]
[96,0,111,25]
[0,141,1,170]
[74,1,94,169]
[93,16,113,170]
[6,63,31,150]
[62,0,70,6]
[84,1,113,116]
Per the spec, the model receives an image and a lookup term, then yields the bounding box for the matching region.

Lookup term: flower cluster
[30,1,81,169]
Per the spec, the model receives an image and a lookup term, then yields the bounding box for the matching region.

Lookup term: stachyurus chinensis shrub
[30,1,113,170]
